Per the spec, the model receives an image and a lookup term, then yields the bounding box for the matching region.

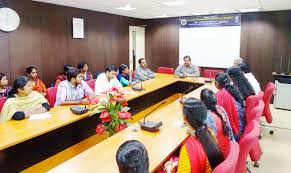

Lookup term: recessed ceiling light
[192,12,211,15]
[156,14,170,18]
[239,8,260,12]
[115,4,136,11]
[161,0,188,6]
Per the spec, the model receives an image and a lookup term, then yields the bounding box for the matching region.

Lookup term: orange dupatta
[33,79,47,94]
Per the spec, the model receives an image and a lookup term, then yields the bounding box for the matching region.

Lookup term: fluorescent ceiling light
[115,4,136,11]
[156,14,170,18]
[192,12,211,15]
[239,8,260,12]
[162,0,188,6]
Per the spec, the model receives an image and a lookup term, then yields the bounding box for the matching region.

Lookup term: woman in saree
[200,88,234,157]
[215,73,246,140]
[0,76,50,122]
[26,66,47,96]
[165,98,224,173]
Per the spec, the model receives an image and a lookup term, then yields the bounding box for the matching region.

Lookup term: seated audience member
[0,73,12,97]
[26,66,47,96]
[227,66,255,100]
[239,63,261,94]
[175,55,200,77]
[117,64,135,87]
[233,57,243,67]
[95,65,122,94]
[55,67,94,107]
[0,76,50,122]
[215,73,246,140]
[78,62,93,81]
[200,88,234,157]
[134,58,155,82]
[165,98,224,173]
[54,64,72,87]
[116,140,149,173]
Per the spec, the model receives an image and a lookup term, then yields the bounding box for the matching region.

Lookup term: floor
[248,105,291,173]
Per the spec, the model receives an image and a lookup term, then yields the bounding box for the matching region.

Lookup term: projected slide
[179,14,241,68]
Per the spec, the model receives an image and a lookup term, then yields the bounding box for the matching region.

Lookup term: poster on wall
[72,18,84,39]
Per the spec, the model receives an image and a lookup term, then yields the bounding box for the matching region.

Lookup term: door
[129,26,145,71]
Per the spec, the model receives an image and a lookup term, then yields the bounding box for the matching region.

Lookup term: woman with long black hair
[215,73,246,140]
[227,66,255,99]
[200,88,234,157]
[165,98,224,173]
[239,63,261,94]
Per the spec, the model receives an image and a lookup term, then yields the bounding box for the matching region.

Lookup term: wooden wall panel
[241,13,275,88]
[0,0,141,85]
[144,18,180,72]
[0,0,10,80]
[240,11,291,87]
[0,0,290,89]
[145,11,291,89]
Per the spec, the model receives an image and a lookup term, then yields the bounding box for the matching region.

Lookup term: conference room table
[0,73,211,172]
[48,81,218,172]
[0,74,206,151]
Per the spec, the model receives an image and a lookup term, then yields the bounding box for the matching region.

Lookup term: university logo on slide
[180,19,187,26]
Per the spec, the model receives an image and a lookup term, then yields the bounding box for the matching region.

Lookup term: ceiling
[32,0,291,19]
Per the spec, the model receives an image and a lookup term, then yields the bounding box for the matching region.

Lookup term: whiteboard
[179,26,241,68]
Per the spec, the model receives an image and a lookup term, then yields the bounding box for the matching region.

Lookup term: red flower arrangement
[88,87,132,136]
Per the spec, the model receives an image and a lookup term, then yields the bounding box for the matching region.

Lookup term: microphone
[179,85,194,104]
[132,82,144,91]
[139,101,166,132]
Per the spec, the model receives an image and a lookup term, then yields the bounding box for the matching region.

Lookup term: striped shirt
[55,80,93,107]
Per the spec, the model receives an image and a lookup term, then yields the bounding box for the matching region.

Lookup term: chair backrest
[258,91,264,101]
[0,97,7,112]
[213,141,240,173]
[203,69,224,78]
[46,87,58,107]
[157,67,174,74]
[246,100,264,123]
[245,94,260,118]
[86,79,96,90]
[235,120,260,173]
[263,82,275,123]
[131,70,135,79]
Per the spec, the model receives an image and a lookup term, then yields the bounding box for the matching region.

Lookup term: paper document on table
[173,120,186,128]
[29,112,52,120]
[124,91,135,95]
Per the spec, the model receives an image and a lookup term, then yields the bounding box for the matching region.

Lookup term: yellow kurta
[0,91,48,122]
[177,130,216,173]
[177,145,212,173]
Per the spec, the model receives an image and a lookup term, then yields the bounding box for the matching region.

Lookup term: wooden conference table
[48,78,218,172]
[0,74,206,151]
[0,74,214,172]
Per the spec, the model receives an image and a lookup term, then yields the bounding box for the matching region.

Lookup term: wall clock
[0,7,20,32]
